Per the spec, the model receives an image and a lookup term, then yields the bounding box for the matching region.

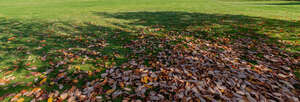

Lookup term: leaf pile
[95,34,300,101]
[6,32,299,102]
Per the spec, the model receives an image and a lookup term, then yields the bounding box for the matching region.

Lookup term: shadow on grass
[0,11,299,99]
[264,2,300,5]
[0,19,135,97]
[97,11,300,52]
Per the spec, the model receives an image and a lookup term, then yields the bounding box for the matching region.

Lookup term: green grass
[0,0,299,101]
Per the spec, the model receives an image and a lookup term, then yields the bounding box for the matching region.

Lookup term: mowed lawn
[0,0,299,101]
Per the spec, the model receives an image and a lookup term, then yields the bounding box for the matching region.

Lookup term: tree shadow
[96,11,299,52]
[263,2,300,5]
[96,11,300,80]
[0,18,135,97]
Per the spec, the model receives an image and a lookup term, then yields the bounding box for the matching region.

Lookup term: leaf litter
[1,24,299,102]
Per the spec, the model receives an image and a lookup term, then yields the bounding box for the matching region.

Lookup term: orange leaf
[8,37,16,41]
[32,87,41,92]
[88,71,92,76]
[57,73,65,77]
[73,79,79,83]
[119,82,125,88]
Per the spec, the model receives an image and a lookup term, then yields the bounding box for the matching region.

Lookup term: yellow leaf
[187,73,193,76]
[106,89,115,94]
[139,35,144,39]
[220,89,225,93]
[17,98,24,102]
[40,74,45,78]
[40,78,47,85]
[48,97,53,102]
[50,82,55,85]
[141,76,149,83]
[144,84,152,88]
[75,66,80,70]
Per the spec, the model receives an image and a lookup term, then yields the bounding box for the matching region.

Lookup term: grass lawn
[0,0,299,101]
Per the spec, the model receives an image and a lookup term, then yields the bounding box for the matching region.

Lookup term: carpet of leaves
[2,28,300,102]
[0,14,300,102]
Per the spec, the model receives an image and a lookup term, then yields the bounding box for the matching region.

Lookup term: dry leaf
[106,89,115,94]
[16,98,24,102]
[48,97,53,102]
[40,78,47,85]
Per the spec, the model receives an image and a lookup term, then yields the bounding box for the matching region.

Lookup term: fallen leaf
[8,37,16,41]
[48,97,53,102]
[60,93,68,100]
[17,98,24,102]
[141,76,149,83]
[40,78,47,85]
[106,89,115,94]
[88,71,92,76]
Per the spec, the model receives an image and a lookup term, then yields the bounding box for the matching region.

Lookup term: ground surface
[0,0,299,101]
